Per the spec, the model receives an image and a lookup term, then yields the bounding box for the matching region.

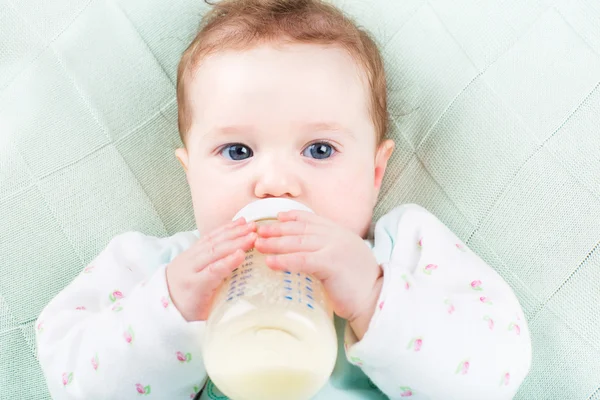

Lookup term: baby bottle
[203,198,338,400]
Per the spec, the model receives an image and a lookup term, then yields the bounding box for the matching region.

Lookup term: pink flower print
[62,372,73,386]
[400,386,413,397]
[378,301,385,310]
[455,243,467,252]
[423,264,438,275]
[91,354,99,371]
[75,306,86,311]
[500,372,510,386]
[136,383,151,395]
[471,280,483,291]
[480,296,493,305]
[407,337,423,352]
[83,265,95,274]
[161,296,170,309]
[401,274,411,290]
[190,385,201,399]
[444,299,455,314]
[177,351,192,363]
[349,355,363,366]
[123,326,135,344]
[417,238,423,248]
[508,322,521,335]
[455,360,470,375]
[37,321,44,334]
[109,290,124,303]
[483,315,494,330]
[112,303,123,312]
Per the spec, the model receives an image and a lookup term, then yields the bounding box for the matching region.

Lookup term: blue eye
[221,144,253,161]
[303,142,335,159]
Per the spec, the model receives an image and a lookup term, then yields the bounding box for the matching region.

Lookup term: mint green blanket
[1,0,599,398]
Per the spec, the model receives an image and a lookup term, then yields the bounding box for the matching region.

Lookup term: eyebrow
[207,125,256,136]
[206,121,354,137]
[301,122,354,137]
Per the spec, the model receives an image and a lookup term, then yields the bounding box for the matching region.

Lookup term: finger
[257,220,321,238]
[195,232,256,272]
[265,252,330,280]
[198,249,247,292]
[193,221,254,256]
[255,235,321,254]
[210,221,256,243]
[203,218,247,241]
[278,210,331,225]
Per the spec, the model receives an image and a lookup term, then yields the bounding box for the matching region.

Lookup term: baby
[36,0,532,399]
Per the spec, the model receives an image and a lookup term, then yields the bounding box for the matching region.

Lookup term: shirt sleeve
[344,204,532,400]
[36,231,207,400]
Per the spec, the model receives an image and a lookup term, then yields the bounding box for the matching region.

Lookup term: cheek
[338,161,376,197]
[186,168,242,234]
[318,164,376,235]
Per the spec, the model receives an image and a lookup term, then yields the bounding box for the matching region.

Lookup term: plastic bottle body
[204,215,338,400]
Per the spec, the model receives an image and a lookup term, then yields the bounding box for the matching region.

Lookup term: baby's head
[175,0,394,237]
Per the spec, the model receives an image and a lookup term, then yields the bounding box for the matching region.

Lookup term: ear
[374,139,395,191]
[175,148,189,174]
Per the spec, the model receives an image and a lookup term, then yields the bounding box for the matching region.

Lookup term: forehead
[185,42,373,134]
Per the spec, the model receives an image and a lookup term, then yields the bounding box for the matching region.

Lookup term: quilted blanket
[0,0,599,398]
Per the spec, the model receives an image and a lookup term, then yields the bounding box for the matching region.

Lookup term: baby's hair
[177,0,388,145]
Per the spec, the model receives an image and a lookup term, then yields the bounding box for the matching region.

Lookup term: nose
[253,156,301,199]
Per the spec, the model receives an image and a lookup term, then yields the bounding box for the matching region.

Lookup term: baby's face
[176,42,394,237]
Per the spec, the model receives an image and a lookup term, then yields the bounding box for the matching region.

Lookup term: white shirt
[37,204,532,399]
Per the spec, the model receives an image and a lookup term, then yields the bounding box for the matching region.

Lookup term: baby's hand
[166,218,257,322]
[254,211,381,339]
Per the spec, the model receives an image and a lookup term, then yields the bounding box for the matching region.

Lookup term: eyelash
[218,143,253,161]
[216,140,339,160]
[302,141,338,159]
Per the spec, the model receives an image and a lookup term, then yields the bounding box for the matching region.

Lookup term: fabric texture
[35,205,530,400]
[0,0,599,399]
[344,205,531,400]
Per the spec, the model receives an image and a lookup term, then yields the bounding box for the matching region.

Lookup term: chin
[357,222,372,239]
